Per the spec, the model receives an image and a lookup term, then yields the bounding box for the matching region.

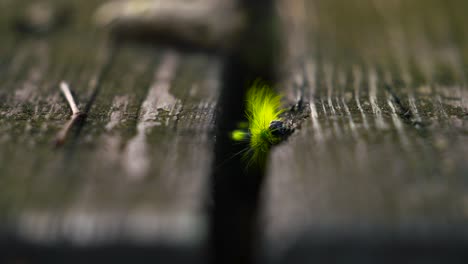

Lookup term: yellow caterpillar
[231,81,287,166]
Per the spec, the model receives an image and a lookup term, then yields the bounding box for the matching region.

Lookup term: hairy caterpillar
[231,81,294,166]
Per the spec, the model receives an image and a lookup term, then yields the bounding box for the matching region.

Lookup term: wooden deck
[263,0,468,263]
[0,0,467,263]
[0,1,220,262]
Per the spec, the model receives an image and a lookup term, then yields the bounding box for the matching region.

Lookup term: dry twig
[54,81,85,146]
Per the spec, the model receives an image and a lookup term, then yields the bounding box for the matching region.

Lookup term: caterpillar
[231,81,296,166]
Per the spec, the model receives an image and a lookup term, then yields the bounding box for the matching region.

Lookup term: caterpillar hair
[231,80,286,166]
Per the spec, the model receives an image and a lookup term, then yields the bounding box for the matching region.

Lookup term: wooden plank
[261,0,468,262]
[0,1,222,262]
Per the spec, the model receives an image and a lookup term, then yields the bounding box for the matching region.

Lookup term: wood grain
[261,0,468,262]
[2,0,468,262]
[0,1,221,262]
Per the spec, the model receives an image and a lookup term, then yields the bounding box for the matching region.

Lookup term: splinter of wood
[54,81,85,146]
[60,81,80,115]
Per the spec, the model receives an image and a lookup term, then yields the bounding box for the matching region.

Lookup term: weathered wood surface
[0,0,221,262]
[2,0,468,262]
[262,0,468,262]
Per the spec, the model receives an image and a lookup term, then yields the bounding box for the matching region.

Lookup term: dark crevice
[208,1,276,264]
[209,56,267,264]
